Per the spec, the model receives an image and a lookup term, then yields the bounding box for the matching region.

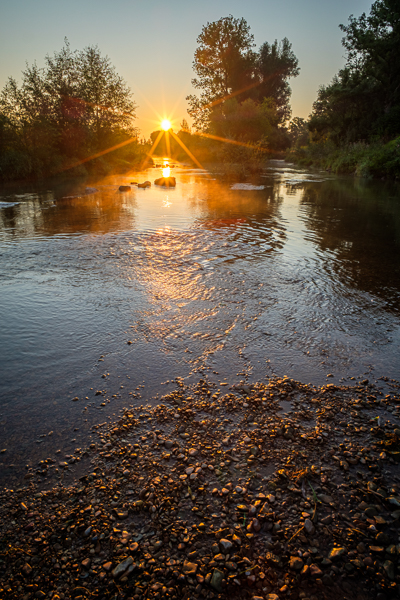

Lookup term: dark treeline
[0,40,149,181]
[289,0,400,179]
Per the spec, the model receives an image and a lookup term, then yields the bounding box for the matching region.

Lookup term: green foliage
[0,39,144,181]
[309,0,400,144]
[186,15,299,143]
[288,117,309,148]
[209,97,290,150]
[257,38,299,122]
[187,15,257,130]
[288,137,400,179]
[294,0,400,179]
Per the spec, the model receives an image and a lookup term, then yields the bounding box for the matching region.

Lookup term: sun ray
[189,68,288,116]
[136,88,164,124]
[141,129,165,168]
[58,136,138,173]
[194,131,270,152]
[169,129,209,173]
[165,130,171,157]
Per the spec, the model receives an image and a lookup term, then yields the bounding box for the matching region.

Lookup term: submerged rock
[154,176,176,187]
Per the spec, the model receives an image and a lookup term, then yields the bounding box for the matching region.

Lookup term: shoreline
[1,376,400,600]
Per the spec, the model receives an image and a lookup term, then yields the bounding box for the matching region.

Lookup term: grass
[287,137,400,180]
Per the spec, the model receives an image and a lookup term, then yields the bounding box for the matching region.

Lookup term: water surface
[1,160,399,485]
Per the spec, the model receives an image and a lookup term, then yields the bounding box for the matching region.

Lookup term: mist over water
[0,160,399,485]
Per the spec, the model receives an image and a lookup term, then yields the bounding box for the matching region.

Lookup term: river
[0,159,399,487]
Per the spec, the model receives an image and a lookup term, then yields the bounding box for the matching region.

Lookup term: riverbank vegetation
[0,40,149,181]
[288,0,400,179]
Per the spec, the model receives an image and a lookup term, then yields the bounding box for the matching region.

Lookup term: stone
[21,563,32,577]
[289,556,304,571]
[309,564,323,577]
[182,561,198,576]
[154,177,176,188]
[232,534,242,546]
[103,562,112,572]
[320,494,335,505]
[129,542,139,552]
[304,518,315,535]
[219,538,233,552]
[81,558,91,570]
[210,569,224,591]
[248,505,257,517]
[328,547,346,561]
[119,186,131,192]
[112,556,133,578]
[383,560,395,580]
[251,518,261,532]
[365,506,377,517]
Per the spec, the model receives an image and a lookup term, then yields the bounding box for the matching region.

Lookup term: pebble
[182,560,198,575]
[289,556,304,571]
[304,518,315,535]
[112,556,133,578]
[1,375,399,600]
[219,538,233,552]
[211,568,224,591]
[328,547,346,561]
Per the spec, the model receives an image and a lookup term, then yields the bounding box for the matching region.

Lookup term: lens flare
[162,166,171,178]
[161,119,171,131]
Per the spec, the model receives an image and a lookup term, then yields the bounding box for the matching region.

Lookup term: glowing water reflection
[0,160,400,485]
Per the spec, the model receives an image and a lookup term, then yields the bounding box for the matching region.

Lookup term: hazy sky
[0,0,373,138]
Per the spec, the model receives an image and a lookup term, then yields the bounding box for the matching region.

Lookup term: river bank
[1,375,400,600]
[286,138,400,180]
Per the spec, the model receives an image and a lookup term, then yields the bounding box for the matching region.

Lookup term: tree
[257,38,299,122]
[187,15,257,130]
[288,117,309,147]
[309,0,400,143]
[209,97,288,148]
[0,40,139,179]
[187,15,299,138]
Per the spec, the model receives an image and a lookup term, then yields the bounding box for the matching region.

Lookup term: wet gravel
[1,376,400,600]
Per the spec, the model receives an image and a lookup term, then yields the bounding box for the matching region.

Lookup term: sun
[161,119,171,131]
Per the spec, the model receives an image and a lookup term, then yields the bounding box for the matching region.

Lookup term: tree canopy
[257,38,299,122]
[309,0,400,144]
[186,15,299,136]
[0,40,142,180]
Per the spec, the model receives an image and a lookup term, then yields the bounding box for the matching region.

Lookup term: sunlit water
[1,160,400,485]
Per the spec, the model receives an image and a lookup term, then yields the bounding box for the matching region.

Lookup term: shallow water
[1,160,400,485]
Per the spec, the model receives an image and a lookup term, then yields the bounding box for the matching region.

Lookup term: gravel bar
[1,376,400,600]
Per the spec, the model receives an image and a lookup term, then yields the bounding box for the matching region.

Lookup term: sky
[0,0,374,139]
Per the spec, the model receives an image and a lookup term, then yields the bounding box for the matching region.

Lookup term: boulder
[119,185,131,192]
[154,176,176,188]
[137,181,151,188]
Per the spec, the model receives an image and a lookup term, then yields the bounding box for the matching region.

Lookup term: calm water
[1,160,400,484]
